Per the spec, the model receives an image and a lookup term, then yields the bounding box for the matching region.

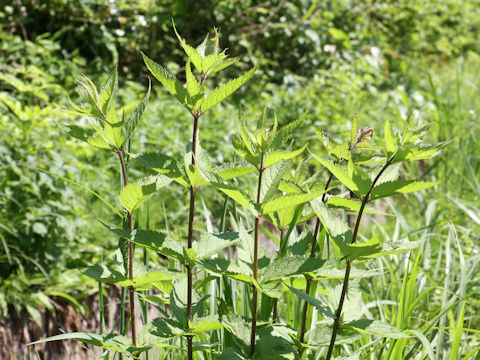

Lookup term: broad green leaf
[262,191,324,214]
[345,319,408,339]
[255,325,296,359]
[133,152,188,187]
[269,114,305,151]
[150,317,186,338]
[122,79,150,143]
[218,348,246,360]
[98,67,118,115]
[261,160,290,203]
[370,180,439,200]
[211,179,259,216]
[185,60,202,98]
[141,52,190,110]
[310,198,352,245]
[221,312,251,346]
[339,237,382,261]
[286,284,335,319]
[29,333,139,355]
[102,225,184,262]
[191,315,223,333]
[384,119,397,154]
[312,156,358,193]
[364,240,424,259]
[327,196,390,216]
[102,101,124,148]
[307,326,362,347]
[202,54,226,74]
[328,280,363,322]
[201,65,257,113]
[260,256,328,282]
[60,123,111,150]
[193,231,240,259]
[209,58,239,75]
[263,145,306,169]
[393,141,450,163]
[232,136,260,167]
[173,24,203,73]
[119,174,171,213]
[199,257,252,283]
[213,161,256,179]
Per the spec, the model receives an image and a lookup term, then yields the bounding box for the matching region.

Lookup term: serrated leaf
[327,196,390,216]
[312,156,358,193]
[193,231,240,259]
[261,160,290,203]
[213,161,256,179]
[209,58,239,75]
[384,119,397,154]
[60,123,111,150]
[150,317,186,338]
[99,67,118,116]
[256,325,296,359]
[270,113,306,151]
[119,174,171,213]
[218,347,246,360]
[370,180,439,200]
[173,24,204,73]
[211,179,259,216]
[345,319,408,339]
[141,52,190,110]
[221,313,251,346]
[339,237,382,261]
[260,256,328,282]
[123,79,150,143]
[364,240,424,259]
[201,65,257,113]
[185,60,202,97]
[133,152,188,187]
[393,141,450,162]
[262,191,324,214]
[191,315,223,333]
[102,225,184,262]
[263,145,306,168]
[310,198,352,245]
[286,284,335,319]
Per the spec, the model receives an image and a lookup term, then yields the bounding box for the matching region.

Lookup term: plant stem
[117,148,136,347]
[298,172,333,356]
[325,159,392,360]
[272,227,285,324]
[186,114,200,360]
[250,153,265,357]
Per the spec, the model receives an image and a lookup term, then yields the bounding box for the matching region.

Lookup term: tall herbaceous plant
[31,25,449,360]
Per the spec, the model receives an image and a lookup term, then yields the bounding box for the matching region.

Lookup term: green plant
[30,24,461,360]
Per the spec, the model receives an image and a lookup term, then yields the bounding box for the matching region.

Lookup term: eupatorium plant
[31,25,449,360]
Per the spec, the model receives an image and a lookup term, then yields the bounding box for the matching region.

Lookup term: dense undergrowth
[0,2,479,359]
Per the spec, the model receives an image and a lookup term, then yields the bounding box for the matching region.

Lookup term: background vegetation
[0,0,479,358]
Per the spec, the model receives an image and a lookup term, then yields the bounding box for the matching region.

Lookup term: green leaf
[263,145,306,169]
[213,161,256,179]
[201,65,257,113]
[141,52,190,110]
[270,113,306,151]
[260,256,328,282]
[29,333,139,355]
[327,196,390,216]
[339,237,382,261]
[384,119,397,154]
[211,179,259,216]
[218,348,246,360]
[393,141,450,162]
[350,114,358,146]
[209,58,239,75]
[185,60,202,98]
[310,198,352,245]
[286,284,335,319]
[191,315,223,333]
[370,180,439,200]
[122,79,150,143]
[133,152,188,187]
[102,225,184,262]
[173,24,204,73]
[262,191,324,214]
[221,312,251,346]
[261,160,290,203]
[193,231,240,259]
[98,67,118,116]
[60,123,111,150]
[118,174,171,213]
[345,319,409,339]
[312,156,358,193]
[150,317,187,338]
